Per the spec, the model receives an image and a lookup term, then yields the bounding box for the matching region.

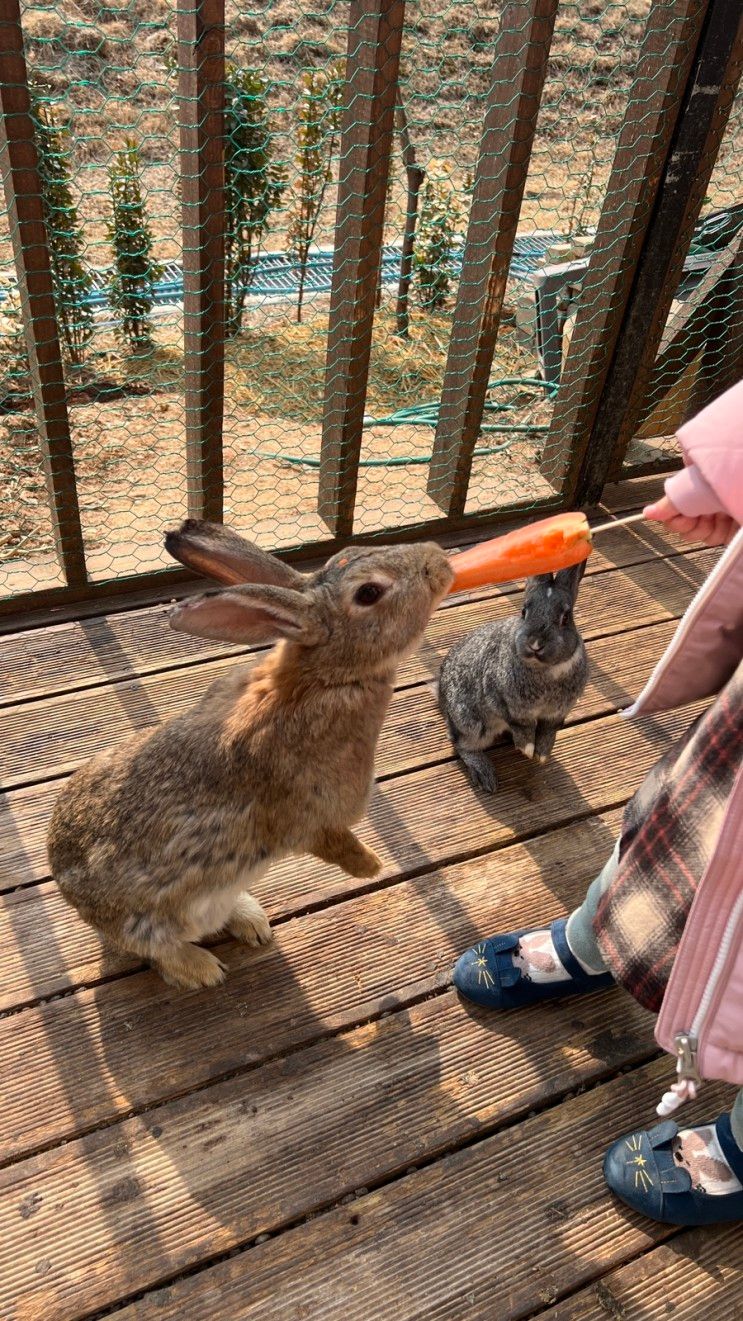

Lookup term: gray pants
[566,843,743,1152]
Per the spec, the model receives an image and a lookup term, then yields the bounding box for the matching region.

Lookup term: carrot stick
[448,511,592,593]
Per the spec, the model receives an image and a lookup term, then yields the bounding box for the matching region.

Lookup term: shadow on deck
[0,477,740,1320]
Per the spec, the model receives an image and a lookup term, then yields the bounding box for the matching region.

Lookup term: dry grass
[4,0,658,263]
[0,303,544,578]
[0,0,739,593]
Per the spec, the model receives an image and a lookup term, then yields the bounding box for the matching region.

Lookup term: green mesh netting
[0,1,740,603]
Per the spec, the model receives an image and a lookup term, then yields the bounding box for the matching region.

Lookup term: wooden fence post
[579,0,743,497]
[0,1,87,587]
[426,0,558,518]
[317,0,405,537]
[178,0,225,524]
[538,0,711,502]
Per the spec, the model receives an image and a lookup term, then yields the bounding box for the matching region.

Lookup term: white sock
[673,1126,743,1196]
[513,928,605,984]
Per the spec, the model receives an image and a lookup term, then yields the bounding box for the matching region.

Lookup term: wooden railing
[0,0,741,623]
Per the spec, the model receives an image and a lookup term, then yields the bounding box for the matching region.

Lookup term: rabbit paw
[462,751,498,794]
[228,893,273,946]
[350,844,383,879]
[158,944,227,990]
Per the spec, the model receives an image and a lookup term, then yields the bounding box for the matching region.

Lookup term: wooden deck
[1,475,742,1320]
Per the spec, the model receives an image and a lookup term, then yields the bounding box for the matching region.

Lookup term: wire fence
[0,0,741,615]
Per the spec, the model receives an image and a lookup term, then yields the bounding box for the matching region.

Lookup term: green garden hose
[249,375,557,469]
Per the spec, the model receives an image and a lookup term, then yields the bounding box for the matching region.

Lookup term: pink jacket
[624,380,743,1092]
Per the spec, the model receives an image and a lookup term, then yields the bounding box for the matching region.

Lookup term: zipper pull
[656,1032,702,1118]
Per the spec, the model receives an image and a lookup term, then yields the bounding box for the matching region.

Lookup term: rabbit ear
[165,520,305,589]
[169,585,327,646]
[554,560,586,602]
[524,572,554,596]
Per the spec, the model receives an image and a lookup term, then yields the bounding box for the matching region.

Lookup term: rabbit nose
[527,637,543,653]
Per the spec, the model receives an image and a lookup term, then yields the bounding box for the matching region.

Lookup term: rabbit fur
[48,521,453,989]
[437,563,587,793]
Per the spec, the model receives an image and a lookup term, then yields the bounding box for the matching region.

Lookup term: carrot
[448,511,592,593]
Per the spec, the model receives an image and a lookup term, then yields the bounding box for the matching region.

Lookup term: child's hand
[644,496,738,548]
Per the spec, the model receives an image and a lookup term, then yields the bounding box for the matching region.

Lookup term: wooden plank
[178,0,226,521]
[0,607,712,898]
[0,477,668,631]
[0,807,627,1157]
[0,520,706,707]
[317,0,405,536]
[577,0,743,501]
[6,1055,727,1321]
[542,1223,743,1320]
[0,611,684,793]
[0,704,695,1020]
[539,0,710,499]
[0,1,87,587]
[0,622,679,1004]
[426,0,559,516]
[1,804,627,1021]
[601,473,669,512]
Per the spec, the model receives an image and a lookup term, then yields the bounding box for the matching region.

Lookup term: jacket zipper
[657,889,743,1118]
[624,530,743,721]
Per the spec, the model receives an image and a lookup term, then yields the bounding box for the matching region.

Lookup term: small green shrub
[413,160,463,312]
[31,90,93,365]
[224,66,286,338]
[107,139,163,352]
[287,62,345,323]
[0,279,30,403]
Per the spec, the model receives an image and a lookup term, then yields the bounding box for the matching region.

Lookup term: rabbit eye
[354,582,385,607]
[521,607,527,619]
[560,610,570,628]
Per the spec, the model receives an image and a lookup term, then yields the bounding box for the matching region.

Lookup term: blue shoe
[451,917,615,1009]
[604,1114,743,1225]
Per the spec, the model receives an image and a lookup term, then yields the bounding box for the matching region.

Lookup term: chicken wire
[0,0,739,604]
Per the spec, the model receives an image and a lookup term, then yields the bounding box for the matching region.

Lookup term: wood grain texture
[178,0,226,521]
[0,526,731,1321]
[106,1061,730,1321]
[631,231,743,452]
[427,0,559,514]
[579,0,743,499]
[317,0,406,534]
[0,615,679,1011]
[0,808,624,1159]
[0,612,684,792]
[1,691,696,908]
[542,1224,742,1319]
[0,521,706,707]
[540,0,709,497]
[0,543,714,894]
[0,1003,691,1320]
[0,1,87,587]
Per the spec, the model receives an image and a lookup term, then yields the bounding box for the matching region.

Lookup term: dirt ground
[0,302,558,596]
[0,0,738,599]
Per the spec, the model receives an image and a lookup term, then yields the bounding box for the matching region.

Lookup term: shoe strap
[715,1112,743,1183]
[550,918,601,987]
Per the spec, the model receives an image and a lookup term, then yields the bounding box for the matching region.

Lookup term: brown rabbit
[48,521,453,989]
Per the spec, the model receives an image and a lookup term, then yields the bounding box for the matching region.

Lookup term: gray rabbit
[437,564,588,793]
